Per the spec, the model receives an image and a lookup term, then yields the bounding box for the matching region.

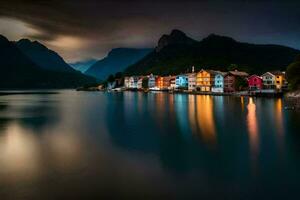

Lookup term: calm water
[0,90,299,199]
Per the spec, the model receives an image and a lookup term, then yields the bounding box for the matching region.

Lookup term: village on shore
[92,67,288,97]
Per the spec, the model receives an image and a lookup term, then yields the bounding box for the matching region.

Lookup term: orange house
[196,70,219,92]
[155,76,164,89]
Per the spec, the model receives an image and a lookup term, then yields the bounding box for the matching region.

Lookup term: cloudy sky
[0,0,299,62]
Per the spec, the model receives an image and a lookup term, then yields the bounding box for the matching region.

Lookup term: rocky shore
[285,90,300,109]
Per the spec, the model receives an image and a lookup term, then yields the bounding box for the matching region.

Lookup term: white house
[148,74,156,89]
[137,77,144,89]
[261,72,275,89]
[129,76,139,89]
[212,72,226,93]
[124,77,130,88]
[188,73,196,91]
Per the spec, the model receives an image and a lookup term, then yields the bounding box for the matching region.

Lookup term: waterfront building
[212,72,227,93]
[261,72,276,89]
[271,71,287,90]
[148,74,156,89]
[224,70,249,92]
[129,76,139,89]
[196,69,219,92]
[161,76,175,90]
[124,77,130,88]
[188,73,197,91]
[155,76,164,89]
[261,71,286,90]
[175,74,188,89]
[170,77,176,90]
[247,75,263,90]
[137,77,144,89]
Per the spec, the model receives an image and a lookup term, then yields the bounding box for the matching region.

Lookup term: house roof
[261,72,275,77]
[269,71,285,76]
[228,70,249,76]
[247,74,262,80]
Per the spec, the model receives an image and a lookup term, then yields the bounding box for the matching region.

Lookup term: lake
[0,90,299,199]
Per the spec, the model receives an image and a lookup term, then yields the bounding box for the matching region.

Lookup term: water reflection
[274,98,285,153]
[196,95,216,145]
[0,123,41,181]
[246,97,259,166]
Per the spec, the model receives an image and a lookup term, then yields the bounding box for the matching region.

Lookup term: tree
[227,64,238,71]
[235,76,248,91]
[295,54,300,62]
[114,72,122,79]
[287,61,300,90]
[142,77,149,89]
[107,74,115,83]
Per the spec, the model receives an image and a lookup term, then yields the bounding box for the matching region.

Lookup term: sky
[0,0,299,62]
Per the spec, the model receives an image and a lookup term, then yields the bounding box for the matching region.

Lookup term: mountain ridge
[0,34,96,89]
[124,30,300,75]
[85,47,152,80]
[16,39,77,73]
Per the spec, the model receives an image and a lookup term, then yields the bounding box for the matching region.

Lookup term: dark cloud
[0,0,299,61]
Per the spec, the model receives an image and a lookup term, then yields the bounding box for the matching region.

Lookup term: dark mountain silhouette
[0,35,96,89]
[85,48,152,80]
[125,30,300,75]
[69,59,97,73]
[16,39,76,72]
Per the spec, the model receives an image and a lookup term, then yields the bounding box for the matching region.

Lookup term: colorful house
[196,69,219,92]
[170,77,176,90]
[148,74,156,89]
[224,70,248,92]
[137,77,144,89]
[261,72,276,89]
[188,73,196,91]
[271,71,286,90]
[155,76,164,89]
[212,72,227,93]
[247,75,263,90]
[161,76,175,90]
[129,76,139,89]
[175,75,188,89]
[124,77,130,88]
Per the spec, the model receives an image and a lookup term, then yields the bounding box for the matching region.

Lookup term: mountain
[85,48,152,80]
[69,59,97,73]
[125,30,300,75]
[16,39,76,72]
[0,35,96,89]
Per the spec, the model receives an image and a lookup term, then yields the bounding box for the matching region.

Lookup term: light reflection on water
[0,91,299,199]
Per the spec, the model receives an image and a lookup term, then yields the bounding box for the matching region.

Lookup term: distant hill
[85,48,152,80]
[0,35,96,89]
[69,59,97,73]
[124,30,300,75]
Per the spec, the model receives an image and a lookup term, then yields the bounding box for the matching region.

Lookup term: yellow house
[271,71,286,90]
[196,69,219,92]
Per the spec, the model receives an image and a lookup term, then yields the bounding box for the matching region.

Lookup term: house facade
[137,77,144,89]
[261,72,275,89]
[224,70,249,92]
[161,76,175,90]
[196,70,219,92]
[129,76,139,89]
[170,77,176,90]
[188,73,196,91]
[155,76,164,89]
[175,75,188,89]
[124,77,130,88]
[148,74,156,89]
[248,75,263,90]
[212,72,226,93]
[272,71,286,90]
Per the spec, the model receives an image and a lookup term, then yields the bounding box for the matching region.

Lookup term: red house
[247,75,263,90]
